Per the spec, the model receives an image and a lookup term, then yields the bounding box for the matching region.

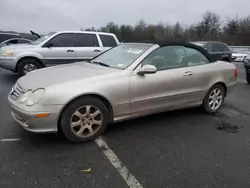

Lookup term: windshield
[91,43,153,69]
[31,32,56,45]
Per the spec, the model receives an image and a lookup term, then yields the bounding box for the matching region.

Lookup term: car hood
[17,62,119,91]
[0,44,35,51]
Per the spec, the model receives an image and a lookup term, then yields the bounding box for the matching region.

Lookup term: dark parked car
[0,38,32,48]
[191,41,232,62]
[0,32,21,43]
[243,55,250,83]
[0,30,41,48]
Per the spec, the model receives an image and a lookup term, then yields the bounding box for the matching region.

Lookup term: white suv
[0,31,120,76]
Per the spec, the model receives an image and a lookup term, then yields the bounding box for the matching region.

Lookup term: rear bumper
[0,57,17,71]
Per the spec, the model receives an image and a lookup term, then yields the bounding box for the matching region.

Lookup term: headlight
[7,50,14,57]
[20,88,45,106]
[0,50,14,56]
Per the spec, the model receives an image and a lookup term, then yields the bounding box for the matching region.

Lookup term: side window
[185,47,210,66]
[224,44,230,52]
[204,43,212,52]
[47,33,74,47]
[75,33,99,47]
[18,39,30,44]
[141,46,186,70]
[99,34,117,47]
[8,39,18,44]
[212,43,228,52]
[0,35,20,43]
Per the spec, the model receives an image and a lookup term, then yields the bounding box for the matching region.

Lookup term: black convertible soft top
[138,40,212,62]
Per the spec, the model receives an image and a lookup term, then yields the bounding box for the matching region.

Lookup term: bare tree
[81,12,250,45]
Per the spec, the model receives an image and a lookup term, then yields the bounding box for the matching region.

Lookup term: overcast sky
[0,0,249,33]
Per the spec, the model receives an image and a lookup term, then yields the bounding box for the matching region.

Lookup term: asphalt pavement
[0,62,250,188]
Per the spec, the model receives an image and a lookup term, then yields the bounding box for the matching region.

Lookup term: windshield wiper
[92,61,110,67]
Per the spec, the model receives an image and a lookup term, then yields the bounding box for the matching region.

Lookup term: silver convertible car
[8,42,238,142]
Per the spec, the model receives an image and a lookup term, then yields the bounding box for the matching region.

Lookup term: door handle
[67,49,74,52]
[94,49,100,52]
[183,71,192,76]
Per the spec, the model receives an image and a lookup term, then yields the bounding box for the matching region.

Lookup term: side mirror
[137,64,157,75]
[44,42,53,48]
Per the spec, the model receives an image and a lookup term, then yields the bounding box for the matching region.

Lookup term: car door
[130,45,199,114]
[184,46,213,102]
[74,33,101,61]
[40,33,76,66]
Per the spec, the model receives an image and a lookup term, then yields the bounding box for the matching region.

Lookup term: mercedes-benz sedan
[8,42,238,142]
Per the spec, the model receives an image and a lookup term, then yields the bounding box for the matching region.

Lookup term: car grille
[10,84,23,100]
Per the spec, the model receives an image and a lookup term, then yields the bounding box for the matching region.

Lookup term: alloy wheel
[23,64,37,74]
[70,105,103,138]
[208,88,223,110]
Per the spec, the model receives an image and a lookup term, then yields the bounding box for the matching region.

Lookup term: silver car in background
[0,31,120,76]
[8,42,237,142]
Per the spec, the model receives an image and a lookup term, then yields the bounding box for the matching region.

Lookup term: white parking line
[95,137,143,188]
[1,138,21,142]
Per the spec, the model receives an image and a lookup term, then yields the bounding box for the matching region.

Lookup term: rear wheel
[17,58,42,76]
[202,84,225,113]
[59,97,109,142]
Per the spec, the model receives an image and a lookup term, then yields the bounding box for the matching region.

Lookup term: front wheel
[17,58,42,76]
[202,84,225,114]
[59,97,109,142]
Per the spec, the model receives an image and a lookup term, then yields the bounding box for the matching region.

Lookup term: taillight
[234,68,238,78]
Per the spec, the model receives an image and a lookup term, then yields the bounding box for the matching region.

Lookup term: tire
[247,73,250,84]
[202,84,225,114]
[59,96,109,143]
[17,58,42,76]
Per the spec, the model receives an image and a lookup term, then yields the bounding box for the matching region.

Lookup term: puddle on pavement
[216,120,240,133]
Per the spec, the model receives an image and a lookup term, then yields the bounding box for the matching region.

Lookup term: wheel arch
[15,56,45,72]
[208,82,227,97]
[57,94,114,131]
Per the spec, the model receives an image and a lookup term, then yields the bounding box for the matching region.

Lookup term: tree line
[84,11,250,45]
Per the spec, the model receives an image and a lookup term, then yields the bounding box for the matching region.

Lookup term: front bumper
[0,56,17,71]
[8,96,63,133]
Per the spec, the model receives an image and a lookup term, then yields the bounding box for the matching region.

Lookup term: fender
[16,52,45,69]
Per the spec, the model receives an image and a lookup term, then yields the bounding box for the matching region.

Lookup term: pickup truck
[0,31,120,76]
